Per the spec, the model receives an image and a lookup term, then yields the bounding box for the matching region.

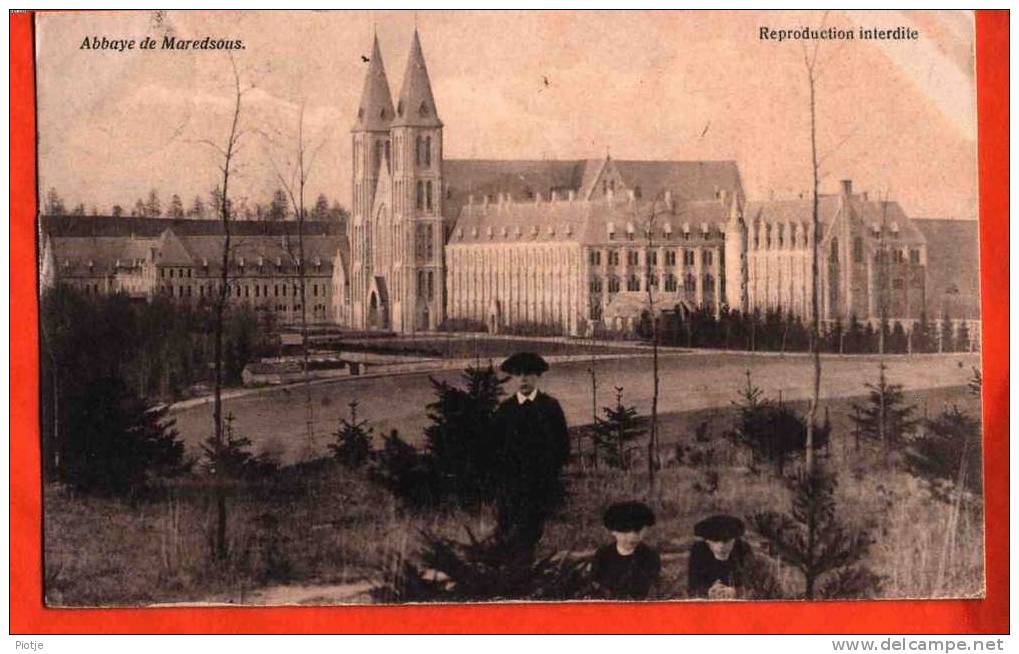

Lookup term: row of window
[589,273,718,294]
[163,282,327,299]
[608,229,715,242]
[588,248,713,267]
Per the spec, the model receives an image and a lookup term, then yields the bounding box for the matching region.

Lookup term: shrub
[58,375,190,496]
[751,465,881,599]
[328,400,374,469]
[590,386,646,470]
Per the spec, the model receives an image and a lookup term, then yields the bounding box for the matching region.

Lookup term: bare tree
[803,21,825,474]
[642,194,670,492]
[263,102,328,460]
[197,57,249,560]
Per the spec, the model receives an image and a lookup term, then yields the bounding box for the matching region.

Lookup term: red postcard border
[9,10,1008,634]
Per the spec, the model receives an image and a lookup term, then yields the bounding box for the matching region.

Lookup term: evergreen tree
[329,400,374,469]
[728,370,829,475]
[44,187,66,215]
[201,413,277,481]
[751,465,881,599]
[910,313,930,353]
[968,367,982,397]
[371,430,438,508]
[71,203,86,216]
[311,193,330,221]
[268,188,289,221]
[188,195,206,219]
[132,198,147,217]
[889,321,908,353]
[940,313,955,353]
[58,374,190,496]
[422,364,505,505]
[591,386,646,470]
[329,201,350,226]
[168,193,185,218]
[849,363,918,451]
[955,321,971,352]
[905,405,982,501]
[145,189,162,218]
[111,204,124,217]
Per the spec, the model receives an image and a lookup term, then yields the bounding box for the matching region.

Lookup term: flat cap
[500,351,549,375]
[603,501,656,532]
[694,514,745,541]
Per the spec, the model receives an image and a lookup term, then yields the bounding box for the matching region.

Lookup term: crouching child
[687,514,753,599]
[591,501,661,599]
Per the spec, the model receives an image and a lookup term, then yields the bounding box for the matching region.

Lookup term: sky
[36,10,978,219]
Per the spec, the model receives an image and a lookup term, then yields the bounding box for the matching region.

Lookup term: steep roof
[447,196,734,248]
[443,158,745,224]
[41,215,346,238]
[743,195,924,244]
[391,30,442,128]
[611,160,744,203]
[352,35,396,133]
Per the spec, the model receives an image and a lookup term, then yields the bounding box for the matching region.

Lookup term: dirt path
[171,351,980,464]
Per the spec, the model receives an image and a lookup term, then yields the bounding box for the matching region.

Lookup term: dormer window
[357,107,364,119]
[419,101,429,116]
[397,100,404,116]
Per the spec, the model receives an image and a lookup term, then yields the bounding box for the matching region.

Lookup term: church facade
[342,30,932,336]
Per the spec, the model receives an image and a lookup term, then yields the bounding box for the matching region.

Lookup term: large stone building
[40,216,348,325]
[340,29,941,336]
[42,29,977,337]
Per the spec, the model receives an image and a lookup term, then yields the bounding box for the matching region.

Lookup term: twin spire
[352,29,442,132]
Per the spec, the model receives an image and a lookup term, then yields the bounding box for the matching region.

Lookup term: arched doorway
[366,276,389,330]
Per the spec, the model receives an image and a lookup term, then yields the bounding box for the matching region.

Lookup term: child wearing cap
[491,351,571,560]
[687,513,752,599]
[591,501,661,599]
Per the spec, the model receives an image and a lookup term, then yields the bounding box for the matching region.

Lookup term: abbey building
[340,29,932,336]
[43,29,966,335]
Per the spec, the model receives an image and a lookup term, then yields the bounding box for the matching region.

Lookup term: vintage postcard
[34,10,984,608]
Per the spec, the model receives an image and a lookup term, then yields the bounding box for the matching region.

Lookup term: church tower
[350,34,395,329]
[390,29,444,332]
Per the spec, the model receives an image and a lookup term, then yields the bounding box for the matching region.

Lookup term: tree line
[40,285,278,491]
[43,186,349,223]
[644,306,977,354]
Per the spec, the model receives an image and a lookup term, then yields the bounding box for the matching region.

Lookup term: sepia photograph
[34,9,985,607]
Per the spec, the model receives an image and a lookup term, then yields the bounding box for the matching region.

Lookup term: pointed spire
[352,34,395,132]
[392,29,442,128]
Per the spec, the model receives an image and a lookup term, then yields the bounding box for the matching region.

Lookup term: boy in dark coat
[491,352,570,559]
[591,501,661,599]
[687,514,752,599]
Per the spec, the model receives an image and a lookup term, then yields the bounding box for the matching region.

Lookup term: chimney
[840,179,853,197]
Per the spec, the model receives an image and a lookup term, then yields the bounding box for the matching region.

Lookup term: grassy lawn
[44,385,983,606]
[171,351,979,464]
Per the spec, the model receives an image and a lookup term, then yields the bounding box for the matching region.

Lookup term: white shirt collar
[516,389,539,404]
